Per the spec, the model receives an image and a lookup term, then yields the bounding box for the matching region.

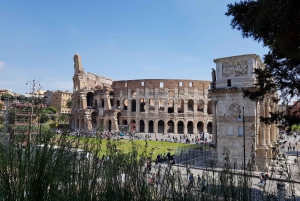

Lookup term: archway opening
[207,101,212,114]
[188,99,194,111]
[140,120,145,132]
[117,112,122,125]
[178,99,184,113]
[123,99,128,110]
[110,98,114,109]
[108,120,112,131]
[178,121,184,134]
[86,92,94,107]
[197,121,203,134]
[168,100,174,113]
[149,99,155,111]
[158,120,164,133]
[100,98,105,108]
[131,100,136,112]
[149,121,154,133]
[167,120,174,133]
[116,100,120,109]
[187,121,193,134]
[207,122,212,134]
[122,120,128,125]
[140,98,145,112]
[131,119,136,131]
[198,99,204,112]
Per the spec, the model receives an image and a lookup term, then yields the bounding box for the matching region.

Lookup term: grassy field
[67,137,200,160]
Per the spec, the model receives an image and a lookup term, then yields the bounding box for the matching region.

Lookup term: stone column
[164,120,168,134]
[212,101,217,144]
[193,121,197,134]
[135,119,140,133]
[194,100,197,113]
[145,99,149,113]
[257,100,269,170]
[183,120,188,135]
[204,101,208,115]
[154,119,158,134]
[174,121,178,134]
[174,100,178,114]
[145,120,149,133]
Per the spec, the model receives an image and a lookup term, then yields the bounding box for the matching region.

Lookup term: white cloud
[0,61,6,69]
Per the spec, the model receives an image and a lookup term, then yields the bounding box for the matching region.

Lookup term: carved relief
[222,60,248,77]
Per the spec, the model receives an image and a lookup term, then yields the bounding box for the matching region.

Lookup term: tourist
[197,174,202,187]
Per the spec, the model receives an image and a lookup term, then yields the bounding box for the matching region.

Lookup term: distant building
[25,90,46,99]
[50,90,72,114]
[287,101,300,117]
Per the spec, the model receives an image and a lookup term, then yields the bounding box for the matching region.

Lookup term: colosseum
[71,54,213,135]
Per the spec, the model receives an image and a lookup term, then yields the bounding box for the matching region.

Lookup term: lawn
[66,136,200,160]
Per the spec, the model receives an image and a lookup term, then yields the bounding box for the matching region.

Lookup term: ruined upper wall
[112,79,211,91]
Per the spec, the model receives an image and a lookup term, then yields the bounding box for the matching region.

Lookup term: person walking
[197,174,202,187]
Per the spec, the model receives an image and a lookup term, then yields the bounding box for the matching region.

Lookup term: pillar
[212,100,217,144]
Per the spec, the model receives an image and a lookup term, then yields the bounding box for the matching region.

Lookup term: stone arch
[140,98,145,112]
[131,99,136,112]
[158,120,164,133]
[132,91,136,98]
[80,119,84,130]
[110,98,114,109]
[207,101,212,114]
[86,92,94,107]
[117,112,122,125]
[197,121,203,134]
[148,120,154,133]
[158,99,164,111]
[178,99,184,113]
[139,120,145,132]
[207,122,212,133]
[167,120,174,133]
[168,100,174,113]
[149,98,155,111]
[177,121,184,134]
[188,99,194,111]
[76,119,79,129]
[100,98,105,108]
[197,99,204,112]
[91,111,98,129]
[168,91,174,97]
[187,121,193,134]
[131,119,136,131]
[107,120,112,131]
[123,99,128,110]
[116,99,120,109]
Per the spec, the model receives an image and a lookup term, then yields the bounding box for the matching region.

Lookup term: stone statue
[212,68,216,82]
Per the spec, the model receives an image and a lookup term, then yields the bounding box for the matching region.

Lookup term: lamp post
[237,106,246,177]
[25,79,42,146]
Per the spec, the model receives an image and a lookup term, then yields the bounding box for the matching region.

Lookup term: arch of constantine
[71,54,213,135]
[210,54,279,170]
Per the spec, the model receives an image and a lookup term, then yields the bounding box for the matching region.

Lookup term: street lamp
[237,106,246,177]
[25,79,42,146]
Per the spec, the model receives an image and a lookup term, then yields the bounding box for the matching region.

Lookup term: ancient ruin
[71,54,213,135]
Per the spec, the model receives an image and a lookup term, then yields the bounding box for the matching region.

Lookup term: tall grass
[0,129,294,201]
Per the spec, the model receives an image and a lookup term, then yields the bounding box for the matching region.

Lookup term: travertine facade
[71,54,212,134]
[210,54,279,170]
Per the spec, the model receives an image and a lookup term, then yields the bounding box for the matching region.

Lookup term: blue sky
[0,0,268,95]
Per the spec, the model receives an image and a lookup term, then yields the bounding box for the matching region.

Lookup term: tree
[66,100,72,108]
[226,0,300,128]
[46,106,58,115]
[0,103,3,111]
